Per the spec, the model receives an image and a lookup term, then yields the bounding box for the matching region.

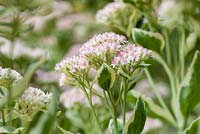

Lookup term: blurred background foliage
[0,0,200,134]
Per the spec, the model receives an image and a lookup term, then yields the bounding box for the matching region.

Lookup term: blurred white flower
[156,0,183,29]
[157,0,177,19]
[0,38,45,59]
[134,79,169,98]
[143,118,163,133]
[21,87,52,107]
[0,67,22,81]
[35,70,59,84]
[96,2,126,24]
[26,1,72,31]
[60,87,101,108]
[56,13,92,30]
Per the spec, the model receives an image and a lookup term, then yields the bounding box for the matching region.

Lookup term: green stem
[82,87,103,134]
[163,29,172,66]
[2,110,6,125]
[153,52,176,98]
[122,78,127,126]
[126,11,136,38]
[179,27,185,80]
[153,52,184,127]
[108,91,118,134]
[144,68,170,112]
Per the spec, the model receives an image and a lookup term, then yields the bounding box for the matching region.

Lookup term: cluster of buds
[21,87,52,108]
[0,67,22,88]
[55,32,151,86]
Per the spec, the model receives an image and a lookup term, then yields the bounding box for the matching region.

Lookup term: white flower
[0,67,22,81]
[55,56,89,73]
[60,87,101,108]
[96,2,126,23]
[0,38,45,59]
[157,0,177,19]
[21,87,52,107]
[111,44,152,67]
[0,67,22,88]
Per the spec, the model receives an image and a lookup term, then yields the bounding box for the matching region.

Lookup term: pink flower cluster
[96,2,126,23]
[55,56,89,73]
[55,32,151,86]
[80,32,126,57]
[112,44,152,67]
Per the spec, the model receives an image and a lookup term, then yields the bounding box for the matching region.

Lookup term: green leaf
[108,119,123,134]
[11,57,46,98]
[23,90,57,134]
[123,97,146,134]
[128,90,177,127]
[132,28,164,53]
[184,117,200,134]
[96,64,115,91]
[179,51,200,117]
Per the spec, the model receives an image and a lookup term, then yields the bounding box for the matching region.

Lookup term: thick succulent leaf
[132,28,164,53]
[96,64,115,91]
[128,90,177,127]
[123,97,146,134]
[108,119,123,134]
[185,117,200,134]
[179,51,200,117]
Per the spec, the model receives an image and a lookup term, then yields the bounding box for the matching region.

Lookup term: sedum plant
[55,32,152,134]
[1,0,200,134]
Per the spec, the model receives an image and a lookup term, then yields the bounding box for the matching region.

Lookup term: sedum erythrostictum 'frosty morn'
[55,32,151,133]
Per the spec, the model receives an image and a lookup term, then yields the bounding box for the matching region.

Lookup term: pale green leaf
[132,28,164,53]
[96,64,115,91]
[184,117,200,134]
[179,51,200,117]
[123,97,146,134]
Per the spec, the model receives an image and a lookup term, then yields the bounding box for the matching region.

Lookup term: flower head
[55,32,152,87]
[21,87,52,107]
[96,2,126,23]
[111,44,152,67]
[80,32,126,56]
[55,56,89,73]
[79,32,126,66]
[0,67,22,88]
